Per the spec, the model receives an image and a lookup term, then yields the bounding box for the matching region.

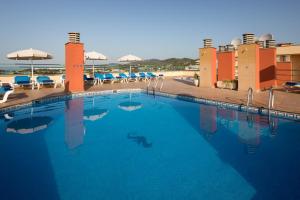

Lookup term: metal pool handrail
[147,76,164,96]
[268,87,275,111]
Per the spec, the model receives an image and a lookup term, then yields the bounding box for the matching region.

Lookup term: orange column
[259,48,276,89]
[65,42,84,93]
[199,47,217,87]
[238,44,260,91]
[217,51,235,81]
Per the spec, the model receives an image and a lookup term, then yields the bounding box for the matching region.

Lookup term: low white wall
[0,71,198,83]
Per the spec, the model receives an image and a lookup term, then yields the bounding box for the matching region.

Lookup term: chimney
[242,33,255,44]
[219,45,226,52]
[226,44,234,52]
[203,39,213,48]
[266,39,276,48]
[256,41,264,48]
[68,32,80,43]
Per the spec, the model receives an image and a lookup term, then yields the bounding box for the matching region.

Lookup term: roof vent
[203,39,213,48]
[226,44,234,52]
[266,39,276,48]
[256,41,264,48]
[243,33,255,44]
[68,32,80,43]
[219,45,226,52]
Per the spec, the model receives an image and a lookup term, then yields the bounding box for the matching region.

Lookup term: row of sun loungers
[6,72,162,90]
[88,72,163,85]
[9,75,57,90]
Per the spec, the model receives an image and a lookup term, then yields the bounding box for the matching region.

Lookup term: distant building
[276,44,300,82]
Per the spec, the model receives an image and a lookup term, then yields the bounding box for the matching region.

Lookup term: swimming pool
[1,91,300,200]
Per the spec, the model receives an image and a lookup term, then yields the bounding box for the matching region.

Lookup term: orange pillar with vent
[199,47,217,87]
[217,51,235,81]
[259,48,277,89]
[65,42,84,93]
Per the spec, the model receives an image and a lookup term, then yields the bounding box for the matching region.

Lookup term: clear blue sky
[0,0,299,64]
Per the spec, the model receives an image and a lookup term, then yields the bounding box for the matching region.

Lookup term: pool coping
[0,88,300,121]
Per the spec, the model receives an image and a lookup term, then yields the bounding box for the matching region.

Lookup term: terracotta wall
[291,55,300,81]
[65,42,84,93]
[199,47,216,87]
[276,62,292,85]
[237,44,260,91]
[259,48,276,89]
[217,51,235,81]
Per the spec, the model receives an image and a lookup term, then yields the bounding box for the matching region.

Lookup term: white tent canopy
[6,48,53,82]
[85,51,107,76]
[118,54,142,74]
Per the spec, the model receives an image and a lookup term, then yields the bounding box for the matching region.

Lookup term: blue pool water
[0,92,300,200]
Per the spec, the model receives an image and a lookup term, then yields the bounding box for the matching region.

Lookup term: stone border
[151,91,300,121]
[1,88,299,121]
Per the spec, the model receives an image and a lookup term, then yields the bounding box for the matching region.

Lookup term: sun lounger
[128,73,138,82]
[0,86,14,103]
[119,73,129,83]
[104,73,119,84]
[283,81,300,92]
[94,73,117,84]
[94,73,105,85]
[138,72,150,81]
[12,76,33,89]
[147,72,164,80]
[35,76,57,90]
[61,75,65,87]
[84,74,96,85]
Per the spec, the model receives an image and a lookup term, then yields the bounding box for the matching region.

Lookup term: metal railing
[268,88,275,111]
[147,76,164,96]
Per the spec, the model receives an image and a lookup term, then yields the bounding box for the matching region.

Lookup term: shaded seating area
[35,76,57,90]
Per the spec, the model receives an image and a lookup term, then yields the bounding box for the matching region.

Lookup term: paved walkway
[1,77,300,114]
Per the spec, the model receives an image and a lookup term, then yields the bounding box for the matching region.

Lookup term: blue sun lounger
[119,73,129,83]
[128,73,138,82]
[94,73,105,85]
[138,72,150,81]
[12,76,33,89]
[35,76,57,90]
[283,81,300,92]
[84,74,96,85]
[0,85,14,103]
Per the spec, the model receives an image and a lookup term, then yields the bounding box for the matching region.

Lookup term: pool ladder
[268,87,275,112]
[146,77,164,96]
